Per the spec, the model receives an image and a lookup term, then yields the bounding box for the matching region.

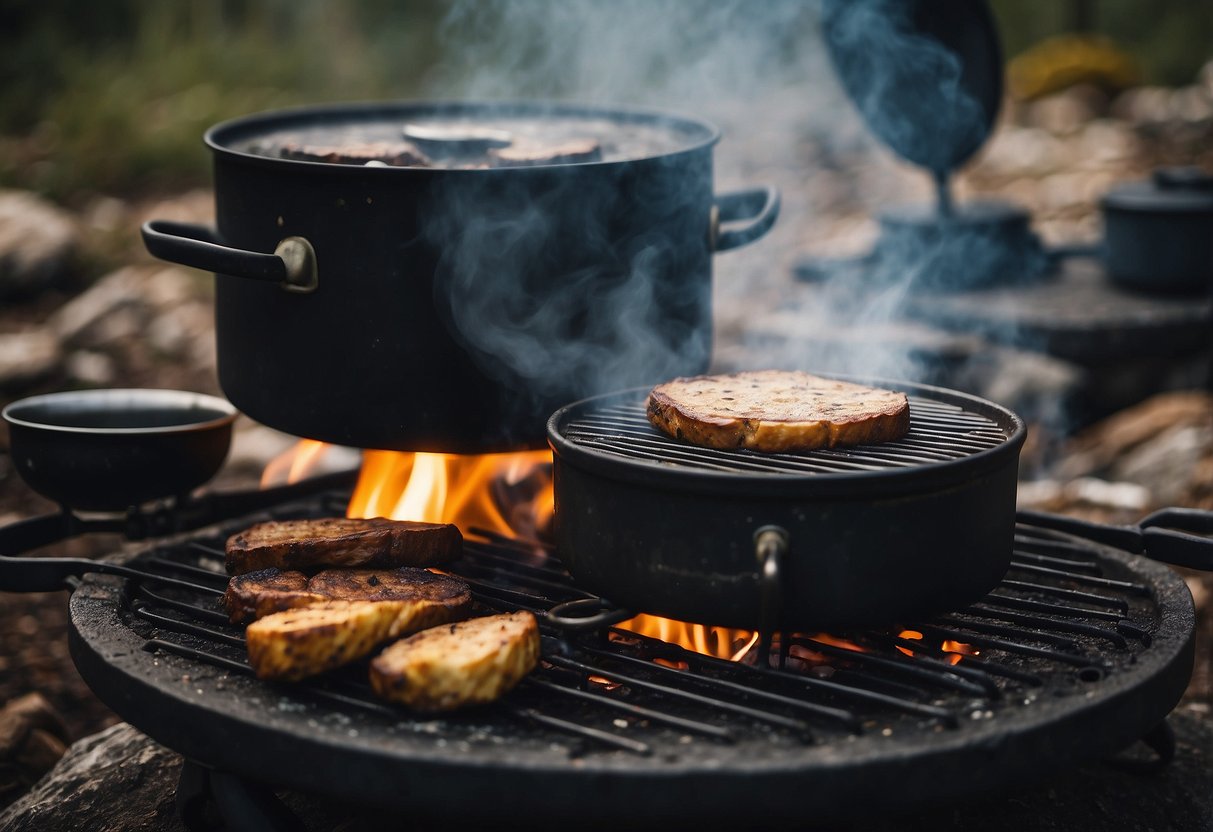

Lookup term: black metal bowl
[3,389,237,511]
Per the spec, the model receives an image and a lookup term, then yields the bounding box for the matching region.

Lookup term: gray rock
[0,723,181,832]
[0,190,79,299]
[50,266,147,350]
[0,330,61,391]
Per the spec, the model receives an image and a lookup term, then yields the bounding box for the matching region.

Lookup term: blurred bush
[0,1,446,201]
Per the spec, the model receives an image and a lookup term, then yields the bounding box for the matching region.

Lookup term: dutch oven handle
[1018,508,1213,572]
[711,187,781,252]
[141,220,318,293]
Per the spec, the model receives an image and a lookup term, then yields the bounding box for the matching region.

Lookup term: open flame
[346,449,553,539]
[261,442,978,666]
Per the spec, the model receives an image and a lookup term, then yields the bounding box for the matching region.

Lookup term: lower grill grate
[65,485,1194,824]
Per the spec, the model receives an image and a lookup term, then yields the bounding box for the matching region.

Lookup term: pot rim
[3,389,238,436]
[203,99,723,172]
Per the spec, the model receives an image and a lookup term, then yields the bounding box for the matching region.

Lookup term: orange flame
[346,450,553,537]
[260,439,335,489]
[614,614,760,662]
[897,629,977,666]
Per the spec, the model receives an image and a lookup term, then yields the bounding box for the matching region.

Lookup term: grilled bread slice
[225,517,462,576]
[647,370,910,453]
[224,568,326,624]
[246,597,469,682]
[369,611,540,712]
[224,566,473,625]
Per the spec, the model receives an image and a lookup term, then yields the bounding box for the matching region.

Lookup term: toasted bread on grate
[246,596,469,682]
[369,611,540,712]
[646,370,910,453]
[225,517,462,576]
[224,566,473,625]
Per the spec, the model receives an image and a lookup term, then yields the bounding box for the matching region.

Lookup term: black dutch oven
[142,101,780,453]
[1101,167,1213,295]
[546,380,1028,632]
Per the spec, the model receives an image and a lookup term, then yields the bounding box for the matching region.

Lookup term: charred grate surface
[65,488,1194,825]
[561,394,1012,475]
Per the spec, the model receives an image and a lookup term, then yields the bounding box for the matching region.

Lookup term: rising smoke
[413,0,1053,431]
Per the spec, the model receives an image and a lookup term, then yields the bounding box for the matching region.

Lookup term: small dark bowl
[3,389,238,511]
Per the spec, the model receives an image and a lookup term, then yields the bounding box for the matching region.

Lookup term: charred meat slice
[223,566,472,625]
[369,611,540,712]
[223,568,325,624]
[246,597,469,682]
[224,517,462,576]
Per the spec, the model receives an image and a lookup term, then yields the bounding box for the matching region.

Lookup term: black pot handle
[712,187,781,252]
[141,220,318,293]
[1018,508,1213,572]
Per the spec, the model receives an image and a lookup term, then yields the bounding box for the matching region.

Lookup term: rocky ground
[0,70,1211,823]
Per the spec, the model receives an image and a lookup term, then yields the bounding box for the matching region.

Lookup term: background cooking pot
[1100,167,1213,295]
[142,101,780,453]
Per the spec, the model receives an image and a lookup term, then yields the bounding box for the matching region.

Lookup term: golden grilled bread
[223,568,326,624]
[369,611,540,712]
[646,370,910,453]
[225,517,462,576]
[223,566,473,625]
[246,597,469,682]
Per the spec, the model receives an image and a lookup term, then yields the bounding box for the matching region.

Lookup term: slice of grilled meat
[246,597,469,682]
[224,566,473,625]
[225,517,462,576]
[647,370,910,453]
[223,568,326,624]
[369,611,540,712]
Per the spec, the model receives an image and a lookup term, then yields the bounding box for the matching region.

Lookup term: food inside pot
[237,112,695,169]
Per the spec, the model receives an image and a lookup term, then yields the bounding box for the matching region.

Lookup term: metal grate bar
[982,592,1126,623]
[1005,562,1150,596]
[999,579,1130,614]
[918,623,1101,669]
[522,676,735,741]
[541,652,816,734]
[966,605,1129,648]
[510,708,652,756]
[136,585,230,625]
[788,635,996,698]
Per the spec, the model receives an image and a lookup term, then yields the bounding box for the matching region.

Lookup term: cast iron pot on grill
[548,378,1027,631]
[141,101,780,453]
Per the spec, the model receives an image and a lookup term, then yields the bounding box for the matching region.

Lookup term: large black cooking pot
[142,101,779,452]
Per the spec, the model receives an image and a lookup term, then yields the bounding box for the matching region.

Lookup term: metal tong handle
[1017,508,1213,572]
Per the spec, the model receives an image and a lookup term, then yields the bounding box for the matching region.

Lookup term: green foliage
[0,1,445,200]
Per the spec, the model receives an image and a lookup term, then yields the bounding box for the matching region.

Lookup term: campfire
[262,441,989,666]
